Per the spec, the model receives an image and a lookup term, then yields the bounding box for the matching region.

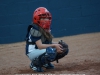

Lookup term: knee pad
[40,47,57,65]
[45,47,57,61]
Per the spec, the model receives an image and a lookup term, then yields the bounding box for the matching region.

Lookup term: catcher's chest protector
[30,25,52,43]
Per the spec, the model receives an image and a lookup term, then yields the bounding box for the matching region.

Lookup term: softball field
[0,32,100,75]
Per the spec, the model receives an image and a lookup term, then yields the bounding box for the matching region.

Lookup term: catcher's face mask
[33,7,52,30]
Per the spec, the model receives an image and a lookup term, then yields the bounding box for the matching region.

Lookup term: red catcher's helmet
[33,7,52,29]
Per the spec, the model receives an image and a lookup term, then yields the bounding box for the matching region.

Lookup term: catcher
[25,7,69,72]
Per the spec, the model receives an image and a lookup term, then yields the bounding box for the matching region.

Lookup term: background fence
[0,0,100,44]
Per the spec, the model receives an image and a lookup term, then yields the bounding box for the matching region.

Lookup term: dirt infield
[0,32,100,75]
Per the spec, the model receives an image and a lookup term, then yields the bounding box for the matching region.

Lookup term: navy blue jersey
[25,24,51,55]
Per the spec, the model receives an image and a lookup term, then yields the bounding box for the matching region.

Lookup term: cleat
[36,67,44,72]
[30,62,37,71]
[43,63,54,69]
[30,62,44,72]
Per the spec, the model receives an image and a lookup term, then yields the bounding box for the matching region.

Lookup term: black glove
[55,40,69,63]
[58,40,68,53]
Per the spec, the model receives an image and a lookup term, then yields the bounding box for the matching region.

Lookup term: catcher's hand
[58,40,68,53]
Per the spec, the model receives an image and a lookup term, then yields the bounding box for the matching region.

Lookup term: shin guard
[33,47,57,67]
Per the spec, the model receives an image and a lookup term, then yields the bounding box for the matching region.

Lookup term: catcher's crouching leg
[32,47,57,72]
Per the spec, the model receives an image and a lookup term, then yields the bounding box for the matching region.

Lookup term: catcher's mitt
[55,40,69,63]
[58,40,68,53]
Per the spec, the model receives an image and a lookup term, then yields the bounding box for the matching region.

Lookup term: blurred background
[0,0,100,44]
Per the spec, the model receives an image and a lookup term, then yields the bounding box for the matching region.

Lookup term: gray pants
[27,45,46,61]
